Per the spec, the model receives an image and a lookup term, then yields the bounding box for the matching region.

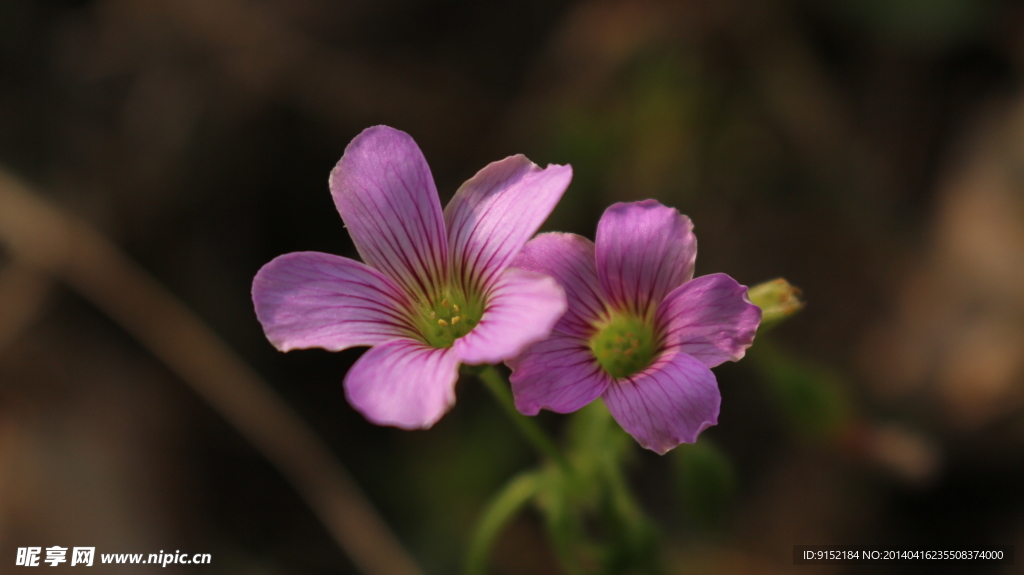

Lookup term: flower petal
[508,332,612,415]
[445,155,572,292]
[454,268,567,365]
[602,352,720,454]
[329,126,448,300]
[595,200,697,316]
[656,273,761,368]
[252,251,416,352]
[344,338,460,429]
[513,232,608,338]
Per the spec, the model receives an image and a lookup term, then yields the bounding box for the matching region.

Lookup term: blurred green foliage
[751,341,853,441]
[672,439,738,532]
[822,0,996,49]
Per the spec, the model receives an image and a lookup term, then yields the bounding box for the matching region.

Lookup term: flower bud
[748,278,803,328]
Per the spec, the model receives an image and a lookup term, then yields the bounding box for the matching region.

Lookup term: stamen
[417,291,483,348]
[589,313,655,379]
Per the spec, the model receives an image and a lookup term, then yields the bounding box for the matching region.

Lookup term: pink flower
[508,201,761,453]
[252,126,570,429]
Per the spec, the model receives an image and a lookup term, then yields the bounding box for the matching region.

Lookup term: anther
[441,299,449,308]
[430,311,436,319]
[451,316,460,325]
[453,304,460,313]
[438,319,449,327]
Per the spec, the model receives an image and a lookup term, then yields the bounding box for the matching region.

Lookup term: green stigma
[589,313,657,379]
[415,288,484,348]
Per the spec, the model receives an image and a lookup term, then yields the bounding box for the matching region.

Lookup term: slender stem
[540,481,588,575]
[464,471,541,575]
[477,365,571,471]
[603,455,644,526]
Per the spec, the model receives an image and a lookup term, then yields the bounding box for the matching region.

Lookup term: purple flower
[252,126,570,429]
[508,200,761,454]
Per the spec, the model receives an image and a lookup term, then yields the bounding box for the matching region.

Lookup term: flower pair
[252,126,760,452]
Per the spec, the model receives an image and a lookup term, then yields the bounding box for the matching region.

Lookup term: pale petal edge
[445,155,572,293]
[512,232,608,338]
[595,200,697,316]
[508,331,611,415]
[252,251,416,352]
[602,351,720,454]
[344,338,460,429]
[656,273,762,368]
[329,125,448,301]
[454,268,567,365]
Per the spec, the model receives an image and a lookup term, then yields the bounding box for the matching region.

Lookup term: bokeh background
[2,0,1024,573]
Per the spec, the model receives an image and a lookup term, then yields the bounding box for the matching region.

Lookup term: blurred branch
[0,263,52,353]
[0,167,424,575]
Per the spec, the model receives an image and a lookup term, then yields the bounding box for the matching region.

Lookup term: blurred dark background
[2,0,1023,573]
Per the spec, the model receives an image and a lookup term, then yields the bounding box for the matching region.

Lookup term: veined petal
[513,232,608,338]
[329,126,448,300]
[445,155,572,293]
[344,339,460,429]
[602,352,719,454]
[252,251,416,352]
[509,332,612,415]
[454,268,567,365]
[656,273,761,368]
[595,200,696,317]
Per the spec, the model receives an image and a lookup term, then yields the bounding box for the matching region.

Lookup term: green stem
[464,472,541,575]
[603,455,644,527]
[477,365,571,471]
[540,483,588,575]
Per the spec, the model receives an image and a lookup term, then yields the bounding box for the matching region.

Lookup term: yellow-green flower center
[415,288,484,348]
[589,313,657,379]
